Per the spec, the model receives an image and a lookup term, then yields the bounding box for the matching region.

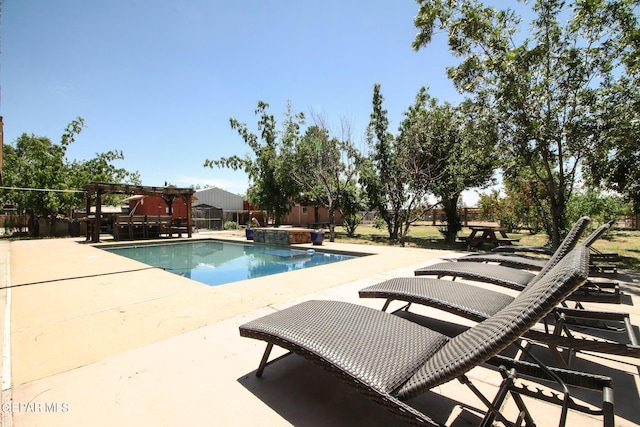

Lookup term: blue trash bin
[311,230,324,245]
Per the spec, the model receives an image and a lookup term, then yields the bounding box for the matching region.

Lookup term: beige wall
[282,205,344,227]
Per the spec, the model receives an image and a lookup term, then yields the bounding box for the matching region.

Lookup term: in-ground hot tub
[253,228,311,245]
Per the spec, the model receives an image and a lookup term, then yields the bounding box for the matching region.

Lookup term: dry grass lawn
[333,222,640,270]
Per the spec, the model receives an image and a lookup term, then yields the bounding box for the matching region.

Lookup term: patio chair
[414,217,620,304]
[240,247,615,426]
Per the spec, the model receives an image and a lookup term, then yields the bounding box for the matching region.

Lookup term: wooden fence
[0,213,29,234]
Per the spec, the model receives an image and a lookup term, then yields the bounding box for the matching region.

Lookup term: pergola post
[85,191,92,241]
[186,195,193,238]
[82,182,195,242]
[162,195,174,236]
[93,189,102,243]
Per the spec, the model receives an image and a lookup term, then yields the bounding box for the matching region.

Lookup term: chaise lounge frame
[359,276,640,367]
[457,220,612,272]
[240,247,614,426]
[414,218,620,305]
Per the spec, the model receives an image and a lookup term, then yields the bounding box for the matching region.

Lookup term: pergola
[83,182,196,243]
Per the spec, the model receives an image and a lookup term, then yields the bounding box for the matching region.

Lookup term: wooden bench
[112,215,175,240]
[496,238,520,245]
[144,215,172,238]
[112,215,145,240]
[129,215,147,239]
[456,236,519,245]
[170,217,191,237]
[459,226,519,249]
[112,216,130,240]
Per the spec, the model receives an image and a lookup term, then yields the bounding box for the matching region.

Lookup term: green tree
[412,0,639,246]
[338,183,365,237]
[205,101,303,226]
[567,189,628,227]
[67,151,141,206]
[478,182,546,234]
[587,78,640,211]
[584,1,640,212]
[2,117,140,236]
[503,174,548,233]
[360,84,411,244]
[3,133,68,235]
[293,116,360,242]
[397,90,497,243]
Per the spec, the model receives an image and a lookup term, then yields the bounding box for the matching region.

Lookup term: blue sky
[2,0,479,201]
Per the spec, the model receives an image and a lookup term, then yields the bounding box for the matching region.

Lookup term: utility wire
[0,186,85,193]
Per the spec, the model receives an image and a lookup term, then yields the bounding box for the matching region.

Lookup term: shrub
[567,190,629,228]
[372,215,386,230]
[343,213,363,237]
[223,221,238,230]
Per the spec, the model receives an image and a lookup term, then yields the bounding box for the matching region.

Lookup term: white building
[193,187,244,211]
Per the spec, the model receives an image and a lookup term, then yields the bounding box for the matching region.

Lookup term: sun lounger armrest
[492,245,555,255]
[488,354,614,393]
[554,307,628,321]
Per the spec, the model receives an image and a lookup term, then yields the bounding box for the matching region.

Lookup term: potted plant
[310,229,325,245]
[245,217,260,240]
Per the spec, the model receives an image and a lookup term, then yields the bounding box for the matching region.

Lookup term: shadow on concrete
[236,266,640,426]
[396,311,640,425]
[518,340,640,425]
[237,353,485,427]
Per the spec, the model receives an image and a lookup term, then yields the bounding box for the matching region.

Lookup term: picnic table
[458,225,520,249]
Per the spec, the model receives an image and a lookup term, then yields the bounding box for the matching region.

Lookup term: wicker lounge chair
[359,274,639,367]
[456,221,611,272]
[490,220,619,274]
[240,247,615,426]
[414,217,619,304]
[489,221,614,256]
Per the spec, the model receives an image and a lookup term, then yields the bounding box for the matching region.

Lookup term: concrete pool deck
[1,233,639,426]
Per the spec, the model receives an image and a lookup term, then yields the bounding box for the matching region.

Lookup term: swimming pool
[103,240,359,286]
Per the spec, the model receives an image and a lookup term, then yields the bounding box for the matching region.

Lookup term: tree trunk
[48,216,55,237]
[398,214,410,248]
[28,210,40,237]
[391,217,401,242]
[328,205,336,242]
[549,191,568,248]
[442,196,462,244]
[274,208,282,227]
[382,209,400,241]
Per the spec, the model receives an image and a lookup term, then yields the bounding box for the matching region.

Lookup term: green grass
[333,222,640,271]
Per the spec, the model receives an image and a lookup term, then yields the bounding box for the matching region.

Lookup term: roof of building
[83,182,196,198]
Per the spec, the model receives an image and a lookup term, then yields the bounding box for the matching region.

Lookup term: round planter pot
[311,230,325,245]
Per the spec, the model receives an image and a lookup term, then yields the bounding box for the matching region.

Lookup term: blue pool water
[104,240,358,286]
